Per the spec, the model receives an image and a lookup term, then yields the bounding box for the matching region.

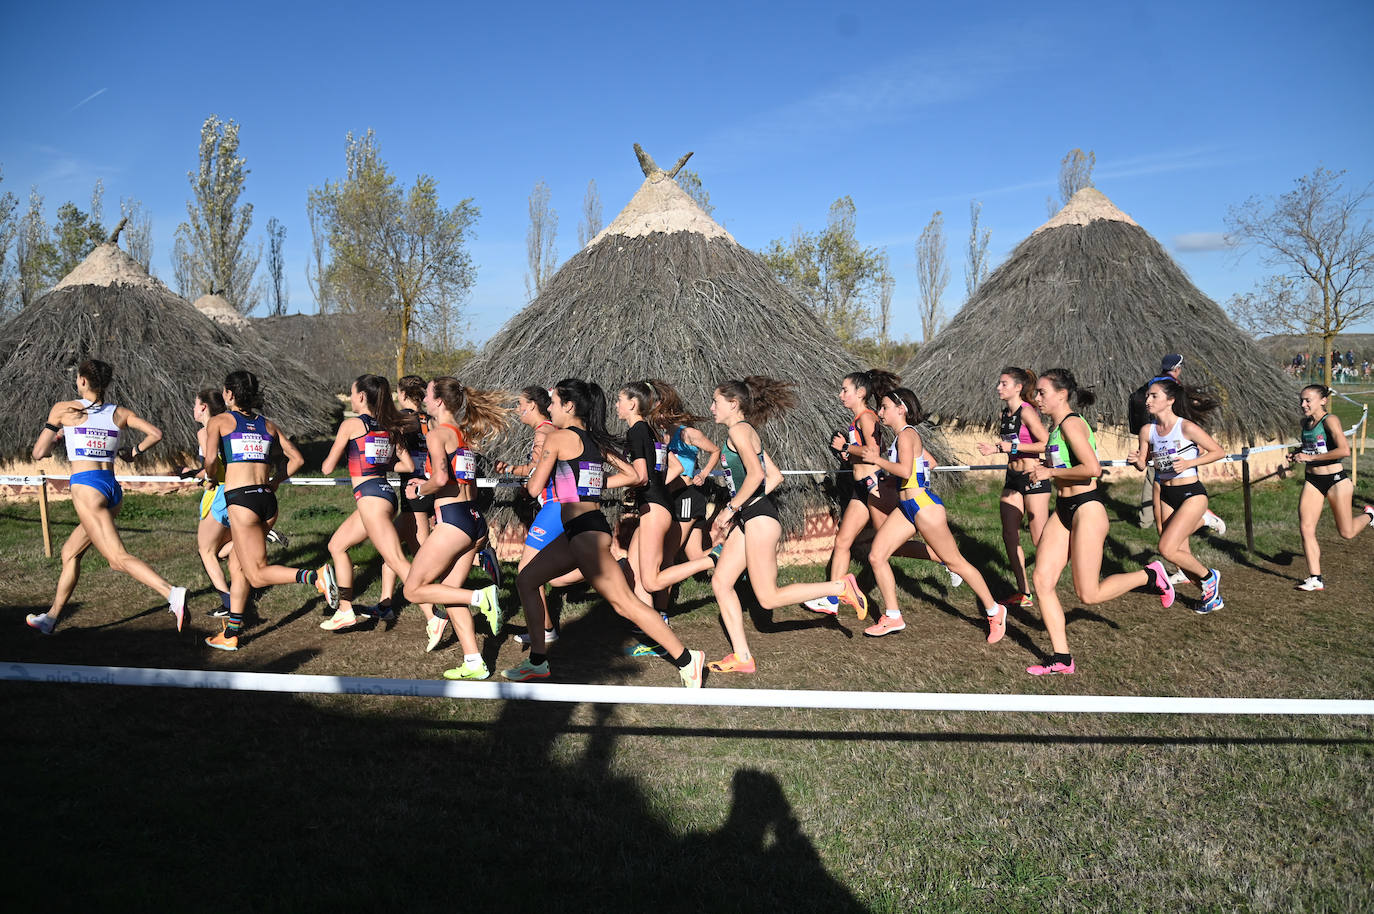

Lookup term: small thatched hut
[0,239,339,466]
[193,291,253,331]
[905,187,1296,467]
[460,145,903,544]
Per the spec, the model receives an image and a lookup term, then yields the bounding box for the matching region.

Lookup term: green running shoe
[442,658,490,681]
[474,584,503,635]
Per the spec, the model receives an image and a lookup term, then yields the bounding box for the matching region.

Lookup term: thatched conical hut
[905,187,1296,466]
[0,239,339,465]
[193,291,253,331]
[460,145,892,543]
[253,312,370,395]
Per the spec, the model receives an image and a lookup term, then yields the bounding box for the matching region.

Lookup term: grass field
[2,465,1372,912]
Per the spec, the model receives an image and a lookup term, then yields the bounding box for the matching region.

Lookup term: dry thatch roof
[905,188,1296,442]
[459,145,937,533]
[253,312,370,395]
[193,292,253,331]
[0,242,340,463]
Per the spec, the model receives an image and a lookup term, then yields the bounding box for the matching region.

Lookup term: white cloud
[1173,232,1232,253]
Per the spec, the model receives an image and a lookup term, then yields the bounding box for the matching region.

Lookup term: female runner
[1129,378,1226,612]
[705,377,867,673]
[203,370,335,650]
[26,359,187,635]
[975,367,1050,606]
[1024,369,1174,675]
[856,387,1009,640]
[1289,384,1374,591]
[183,388,233,614]
[367,375,435,620]
[657,379,722,562]
[497,386,584,647]
[403,377,509,677]
[503,378,705,686]
[319,375,427,632]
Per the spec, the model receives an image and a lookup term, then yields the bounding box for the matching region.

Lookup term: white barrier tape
[1,417,1361,488]
[2,662,1371,715]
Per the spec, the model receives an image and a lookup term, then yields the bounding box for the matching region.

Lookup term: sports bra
[627,420,667,489]
[548,427,604,503]
[1045,413,1098,476]
[400,410,429,481]
[888,425,931,490]
[221,411,273,464]
[722,425,767,498]
[999,404,1035,449]
[63,400,120,462]
[1300,416,1341,468]
[668,425,700,480]
[424,423,477,484]
[1149,417,1200,481]
[345,414,395,478]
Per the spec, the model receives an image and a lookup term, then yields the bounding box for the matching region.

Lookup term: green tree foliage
[16,186,55,306]
[311,129,479,378]
[50,200,106,280]
[266,216,287,316]
[177,115,260,311]
[762,196,888,343]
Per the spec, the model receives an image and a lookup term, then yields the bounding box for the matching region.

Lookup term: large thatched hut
[253,312,368,395]
[905,187,1296,469]
[0,239,339,466]
[460,145,896,546]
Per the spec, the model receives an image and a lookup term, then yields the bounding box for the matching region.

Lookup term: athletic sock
[885,609,901,619]
[463,653,482,665]
[1051,652,1073,666]
[217,590,231,610]
[669,648,693,669]
[227,612,243,635]
[530,653,546,666]
[468,590,482,605]
[296,569,317,586]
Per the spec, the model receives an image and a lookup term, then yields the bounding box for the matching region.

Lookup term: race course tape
[5,662,1372,716]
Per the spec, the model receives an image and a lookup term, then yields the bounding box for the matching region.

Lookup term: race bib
[1303,435,1328,455]
[653,441,667,473]
[73,427,116,459]
[363,433,393,465]
[576,461,604,497]
[451,448,476,482]
[1153,444,1177,474]
[1045,444,1068,470]
[230,433,269,461]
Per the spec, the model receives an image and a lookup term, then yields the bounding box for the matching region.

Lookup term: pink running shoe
[986,604,1008,644]
[863,614,906,637]
[1146,560,1175,609]
[838,574,868,620]
[1027,658,1076,675]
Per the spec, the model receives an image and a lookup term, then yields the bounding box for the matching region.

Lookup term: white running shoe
[1296,576,1325,592]
[943,565,963,588]
[1168,569,1190,586]
[425,615,448,653]
[168,586,188,632]
[1203,510,1227,536]
[26,613,55,635]
[803,595,839,614]
[514,628,559,646]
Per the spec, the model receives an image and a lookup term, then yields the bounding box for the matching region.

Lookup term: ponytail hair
[197,388,227,416]
[224,369,264,413]
[77,359,114,409]
[1150,378,1220,425]
[520,385,552,421]
[1000,366,1036,403]
[844,368,900,408]
[646,378,702,431]
[354,374,411,439]
[555,377,624,458]
[397,374,427,407]
[620,380,658,420]
[431,377,511,446]
[1040,368,1096,409]
[716,376,796,425]
[883,387,926,425]
[1301,383,1334,400]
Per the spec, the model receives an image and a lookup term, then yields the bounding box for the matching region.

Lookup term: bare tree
[676,169,714,216]
[172,224,198,298]
[577,179,603,248]
[1225,167,1374,387]
[306,192,332,314]
[876,251,895,358]
[1047,148,1096,216]
[965,199,990,298]
[0,166,18,316]
[524,179,558,299]
[265,217,287,316]
[119,197,153,272]
[915,210,949,342]
[89,178,104,229]
[179,115,261,314]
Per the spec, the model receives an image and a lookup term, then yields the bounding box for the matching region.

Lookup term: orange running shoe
[838,574,868,620]
[707,652,757,673]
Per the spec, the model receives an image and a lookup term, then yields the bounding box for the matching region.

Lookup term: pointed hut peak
[590,144,735,246]
[193,292,252,330]
[1033,186,1139,235]
[53,241,170,293]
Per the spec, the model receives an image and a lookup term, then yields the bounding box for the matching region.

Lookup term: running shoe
[266,528,290,547]
[473,584,503,635]
[1027,658,1075,676]
[207,606,231,618]
[943,564,963,588]
[442,658,490,681]
[477,545,502,588]
[502,658,551,682]
[1194,594,1224,615]
[838,574,868,620]
[864,614,906,637]
[803,595,840,615]
[1202,510,1227,536]
[320,608,358,631]
[627,643,665,658]
[316,564,339,610]
[986,604,1008,644]
[205,624,238,652]
[168,586,187,632]
[425,615,448,653]
[25,612,55,635]
[1146,560,1175,609]
[707,652,756,673]
[1168,569,1190,586]
[1296,576,1325,592]
[1201,569,1221,602]
[679,649,706,688]
[514,628,559,646]
[357,601,397,622]
[1364,505,1374,528]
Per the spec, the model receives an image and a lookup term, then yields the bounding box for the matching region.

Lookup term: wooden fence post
[1240,449,1254,554]
[38,474,52,558]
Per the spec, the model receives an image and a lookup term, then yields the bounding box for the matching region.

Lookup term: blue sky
[3,0,1372,343]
